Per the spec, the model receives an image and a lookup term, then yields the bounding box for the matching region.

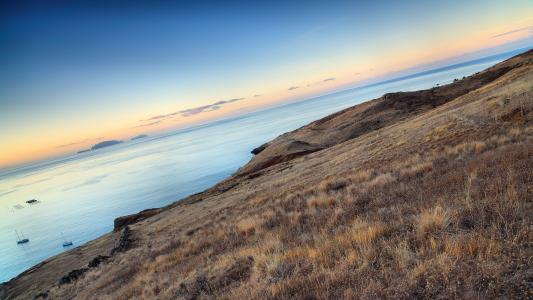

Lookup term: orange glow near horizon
[2,15,533,169]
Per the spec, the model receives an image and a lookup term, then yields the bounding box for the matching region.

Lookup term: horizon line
[1,45,531,174]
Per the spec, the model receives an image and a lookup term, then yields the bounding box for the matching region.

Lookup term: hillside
[1,49,532,299]
[237,53,529,176]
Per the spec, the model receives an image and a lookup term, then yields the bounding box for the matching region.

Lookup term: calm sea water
[0,50,524,282]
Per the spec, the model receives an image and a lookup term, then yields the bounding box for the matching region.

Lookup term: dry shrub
[444,234,501,259]
[318,178,348,192]
[236,217,259,235]
[445,141,487,156]
[365,173,396,189]
[400,161,433,178]
[394,242,415,269]
[306,194,336,209]
[508,127,522,137]
[417,206,450,238]
[408,253,455,286]
[348,169,374,183]
[350,219,386,247]
[488,135,507,146]
[445,143,463,156]
[306,245,336,268]
[306,195,320,209]
[261,209,284,230]
[260,254,294,280]
[345,249,359,265]
[472,141,486,153]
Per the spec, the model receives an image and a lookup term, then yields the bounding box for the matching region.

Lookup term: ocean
[0,48,526,282]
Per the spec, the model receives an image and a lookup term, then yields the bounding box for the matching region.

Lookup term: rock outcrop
[238,52,524,176]
[113,208,161,231]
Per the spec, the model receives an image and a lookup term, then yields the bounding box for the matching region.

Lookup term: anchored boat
[16,230,29,244]
[61,233,73,247]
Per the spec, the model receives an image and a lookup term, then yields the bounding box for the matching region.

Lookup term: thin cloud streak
[55,137,104,149]
[139,97,246,126]
[288,86,300,91]
[306,77,337,88]
[492,26,533,38]
[136,120,162,128]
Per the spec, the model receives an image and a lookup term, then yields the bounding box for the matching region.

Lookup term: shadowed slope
[238,51,531,176]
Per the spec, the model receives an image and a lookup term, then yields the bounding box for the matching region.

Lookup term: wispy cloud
[55,137,103,149]
[306,77,337,88]
[178,97,244,117]
[288,86,300,91]
[492,26,533,38]
[56,142,83,149]
[138,97,246,127]
[135,120,162,128]
[144,114,171,121]
[253,94,262,97]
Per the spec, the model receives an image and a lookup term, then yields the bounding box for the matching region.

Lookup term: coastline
[2,48,532,299]
[1,48,522,283]
[1,46,528,178]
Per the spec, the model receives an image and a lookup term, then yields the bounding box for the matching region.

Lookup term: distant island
[131,134,148,141]
[4,48,532,300]
[91,140,123,150]
[77,140,123,154]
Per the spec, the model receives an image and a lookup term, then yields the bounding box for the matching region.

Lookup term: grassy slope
[2,50,532,299]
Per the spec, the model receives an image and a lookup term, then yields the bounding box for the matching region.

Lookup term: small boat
[16,231,29,245]
[61,233,73,247]
[26,199,39,204]
[17,238,29,244]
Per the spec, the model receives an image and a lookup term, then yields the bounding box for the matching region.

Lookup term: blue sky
[1,0,532,167]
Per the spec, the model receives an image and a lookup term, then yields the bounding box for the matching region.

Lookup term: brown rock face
[238,53,524,176]
[113,208,161,231]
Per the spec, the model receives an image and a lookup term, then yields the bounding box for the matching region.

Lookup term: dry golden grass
[417,206,450,238]
[318,178,348,192]
[8,50,532,300]
[365,173,395,189]
[47,90,532,300]
[236,216,260,235]
[350,220,386,247]
[399,161,433,178]
[48,128,530,299]
[348,169,374,182]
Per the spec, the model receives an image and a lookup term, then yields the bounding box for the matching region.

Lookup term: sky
[1,0,532,169]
